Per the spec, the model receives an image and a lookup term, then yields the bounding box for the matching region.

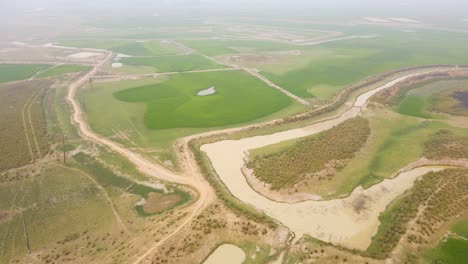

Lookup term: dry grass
[423,130,468,160]
[0,80,50,171]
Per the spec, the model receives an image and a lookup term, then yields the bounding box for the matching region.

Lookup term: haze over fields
[0,1,467,264]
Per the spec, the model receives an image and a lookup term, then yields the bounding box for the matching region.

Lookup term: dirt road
[64,49,215,264]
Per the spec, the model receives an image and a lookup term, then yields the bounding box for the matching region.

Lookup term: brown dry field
[0,79,51,171]
[143,193,183,214]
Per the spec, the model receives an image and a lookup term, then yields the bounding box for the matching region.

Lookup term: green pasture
[0,64,50,83]
[113,70,292,129]
[37,64,91,78]
[79,71,302,165]
[180,29,468,100]
[423,219,468,264]
[119,54,224,72]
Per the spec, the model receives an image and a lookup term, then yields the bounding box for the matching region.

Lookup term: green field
[80,70,303,166]
[393,78,468,118]
[113,70,292,129]
[424,220,468,264]
[59,39,183,56]
[179,39,296,57]
[181,29,468,100]
[120,54,224,73]
[0,64,50,83]
[36,65,91,78]
[273,108,468,198]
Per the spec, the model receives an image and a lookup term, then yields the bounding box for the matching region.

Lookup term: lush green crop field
[424,220,468,264]
[0,64,50,83]
[37,65,91,78]
[179,39,296,57]
[113,70,292,129]
[59,39,183,56]
[265,31,468,99]
[120,54,224,73]
[181,29,468,100]
[80,71,303,166]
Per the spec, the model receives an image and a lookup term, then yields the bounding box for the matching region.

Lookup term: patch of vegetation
[423,219,468,264]
[423,129,468,160]
[0,64,49,83]
[120,54,224,72]
[247,117,370,189]
[113,70,292,129]
[430,88,468,116]
[286,235,380,264]
[73,153,190,216]
[37,65,91,78]
[0,80,50,171]
[397,95,433,119]
[367,169,468,258]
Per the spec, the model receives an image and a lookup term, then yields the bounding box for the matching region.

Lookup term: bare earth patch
[143,192,182,214]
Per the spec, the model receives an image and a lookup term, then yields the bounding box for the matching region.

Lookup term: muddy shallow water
[201,71,446,250]
[452,90,468,109]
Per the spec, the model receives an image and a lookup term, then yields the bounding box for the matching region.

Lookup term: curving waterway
[201,70,448,250]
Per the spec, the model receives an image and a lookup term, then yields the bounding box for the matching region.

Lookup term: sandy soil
[197,86,216,96]
[203,244,246,264]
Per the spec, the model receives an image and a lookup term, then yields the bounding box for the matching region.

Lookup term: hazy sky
[2,0,468,20]
[2,0,468,9]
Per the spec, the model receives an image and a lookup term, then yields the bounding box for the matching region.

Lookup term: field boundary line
[21,89,39,160]
[27,87,44,157]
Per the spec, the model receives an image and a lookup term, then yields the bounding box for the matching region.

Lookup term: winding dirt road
[64,50,215,264]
